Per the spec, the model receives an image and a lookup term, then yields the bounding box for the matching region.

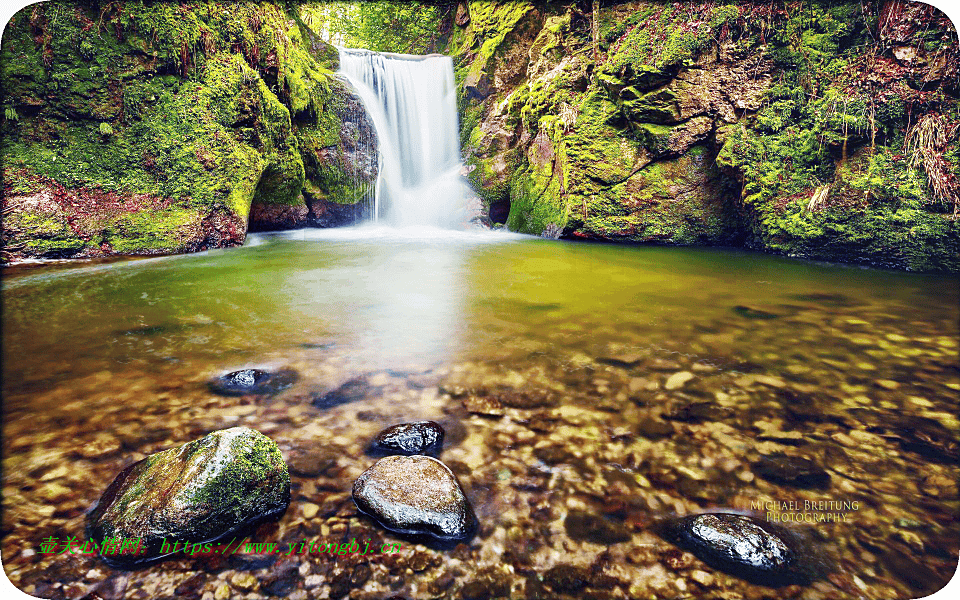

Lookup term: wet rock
[564,510,631,544]
[462,394,504,417]
[752,453,830,489]
[494,389,558,409]
[87,427,290,566]
[368,421,445,457]
[312,376,375,408]
[657,513,815,587]
[664,402,734,423]
[664,371,694,390]
[460,569,512,599]
[261,562,300,596]
[287,447,339,477]
[889,416,959,465]
[544,564,590,592]
[732,305,779,319]
[353,455,477,542]
[208,368,298,396]
[791,293,859,307]
[533,444,575,465]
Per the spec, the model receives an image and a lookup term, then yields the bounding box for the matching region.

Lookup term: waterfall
[338,48,469,229]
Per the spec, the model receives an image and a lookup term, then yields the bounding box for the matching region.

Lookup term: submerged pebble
[732,306,780,320]
[368,420,445,457]
[208,368,298,396]
[86,427,290,566]
[353,455,476,542]
[312,376,376,408]
[752,453,830,489]
[657,513,816,587]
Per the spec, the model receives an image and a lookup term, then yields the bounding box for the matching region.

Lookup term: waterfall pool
[2,230,958,598]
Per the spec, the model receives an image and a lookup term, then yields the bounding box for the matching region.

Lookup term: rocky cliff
[452,0,960,271]
[1,1,378,263]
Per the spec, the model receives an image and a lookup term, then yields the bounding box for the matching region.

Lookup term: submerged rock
[732,305,779,320]
[87,427,290,566]
[564,510,632,544]
[312,376,375,408]
[664,402,735,423]
[657,513,816,587]
[368,421,445,457]
[208,368,298,396]
[752,453,830,489]
[353,455,476,542]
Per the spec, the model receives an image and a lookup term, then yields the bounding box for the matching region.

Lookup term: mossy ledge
[1,1,377,264]
[451,1,960,272]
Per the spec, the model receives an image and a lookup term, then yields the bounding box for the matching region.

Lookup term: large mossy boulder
[87,427,290,566]
[0,2,378,263]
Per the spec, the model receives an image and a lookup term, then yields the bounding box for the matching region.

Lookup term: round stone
[352,455,476,542]
[208,368,298,396]
[368,421,445,457]
[657,513,815,587]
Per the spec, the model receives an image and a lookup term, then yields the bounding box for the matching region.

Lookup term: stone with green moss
[86,427,290,567]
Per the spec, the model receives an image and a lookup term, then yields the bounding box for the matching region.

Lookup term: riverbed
[2,228,958,599]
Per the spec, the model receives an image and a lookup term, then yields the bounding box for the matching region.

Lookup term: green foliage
[99,122,114,136]
[4,107,19,121]
[302,1,446,53]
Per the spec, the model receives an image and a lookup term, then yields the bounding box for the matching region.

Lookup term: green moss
[105,208,199,253]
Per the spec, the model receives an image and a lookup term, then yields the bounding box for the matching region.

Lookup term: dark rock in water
[87,427,290,566]
[353,455,476,542]
[752,453,830,489]
[287,447,339,477]
[791,292,859,307]
[462,394,504,417]
[733,305,779,319]
[494,389,558,409]
[636,417,675,439]
[657,513,815,587]
[544,564,590,592]
[209,368,298,396]
[312,376,374,408]
[664,402,735,423]
[564,510,631,544]
[889,416,959,465]
[368,421,445,457]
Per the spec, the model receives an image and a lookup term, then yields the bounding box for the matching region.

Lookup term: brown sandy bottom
[3,289,958,600]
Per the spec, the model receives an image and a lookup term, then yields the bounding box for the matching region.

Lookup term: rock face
[87,427,290,566]
[368,421,445,457]
[353,455,476,542]
[450,2,960,272]
[0,3,378,264]
[657,513,815,587]
[208,368,299,397]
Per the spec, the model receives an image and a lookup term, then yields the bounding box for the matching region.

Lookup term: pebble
[664,371,694,390]
[752,453,830,489]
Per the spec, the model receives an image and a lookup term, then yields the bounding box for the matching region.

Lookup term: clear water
[2,231,958,598]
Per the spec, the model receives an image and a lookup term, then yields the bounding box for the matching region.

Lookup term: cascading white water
[338,48,470,229]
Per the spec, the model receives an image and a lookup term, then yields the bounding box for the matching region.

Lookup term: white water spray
[338,48,470,229]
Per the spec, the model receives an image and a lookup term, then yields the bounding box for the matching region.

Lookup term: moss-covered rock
[86,427,290,567]
[449,0,960,271]
[1,1,378,263]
